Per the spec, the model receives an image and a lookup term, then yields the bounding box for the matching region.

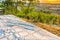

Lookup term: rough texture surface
[0,15,60,40]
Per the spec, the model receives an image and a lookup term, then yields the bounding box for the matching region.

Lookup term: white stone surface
[0,15,60,40]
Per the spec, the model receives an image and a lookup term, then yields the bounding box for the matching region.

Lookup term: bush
[16,10,60,26]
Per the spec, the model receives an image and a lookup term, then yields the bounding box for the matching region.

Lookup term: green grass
[16,11,60,26]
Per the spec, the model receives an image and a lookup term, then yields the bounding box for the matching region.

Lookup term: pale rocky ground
[0,15,60,40]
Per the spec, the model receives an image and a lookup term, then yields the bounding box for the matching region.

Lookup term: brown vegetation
[22,18,60,37]
[35,22,60,37]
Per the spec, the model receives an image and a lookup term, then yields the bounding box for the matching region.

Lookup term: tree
[4,0,17,14]
[23,0,37,14]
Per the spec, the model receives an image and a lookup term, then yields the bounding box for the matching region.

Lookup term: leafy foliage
[3,0,60,26]
[16,10,60,25]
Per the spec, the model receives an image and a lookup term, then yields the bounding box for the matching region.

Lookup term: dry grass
[21,18,60,37]
[35,22,60,37]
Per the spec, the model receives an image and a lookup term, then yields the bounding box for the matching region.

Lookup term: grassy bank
[16,11,60,26]
[21,18,60,37]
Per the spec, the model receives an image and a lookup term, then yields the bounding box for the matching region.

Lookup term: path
[0,15,60,40]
